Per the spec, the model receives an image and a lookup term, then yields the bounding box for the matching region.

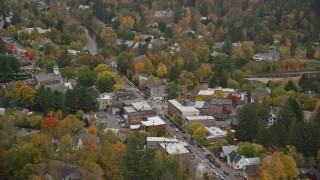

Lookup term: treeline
[34,85,98,114]
[236,98,320,162]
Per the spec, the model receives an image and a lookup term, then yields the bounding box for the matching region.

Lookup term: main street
[122,76,239,180]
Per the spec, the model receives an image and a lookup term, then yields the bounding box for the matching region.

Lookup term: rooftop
[35,73,62,83]
[141,116,166,126]
[131,101,153,111]
[150,85,167,96]
[147,137,179,142]
[210,98,232,105]
[206,126,227,139]
[185,116,214,121]
[159,143,190,155]
[169,99,200,115]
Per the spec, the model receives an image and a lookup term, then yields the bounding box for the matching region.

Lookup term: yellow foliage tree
[259,152,299,180]
[88,125,97,135]
[120,16,135,30]
[187,122,207,141]
[6,25,15,36]
[156,63,167,78]
[100,27,117,47]
[94,64,110,74]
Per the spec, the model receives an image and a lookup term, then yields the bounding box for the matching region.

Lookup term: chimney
[233,138,238,146]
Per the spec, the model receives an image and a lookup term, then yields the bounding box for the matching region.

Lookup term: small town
[0,0,320,180]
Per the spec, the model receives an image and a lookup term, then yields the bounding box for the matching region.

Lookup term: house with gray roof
[35,65,62,88]
[253,46,279,61]
[60,167,81,180]
[220,145,238,158]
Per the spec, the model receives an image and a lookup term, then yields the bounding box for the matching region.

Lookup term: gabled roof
[117,133,127,143]
[229,150,244,164]
[221,145,238,156]
[60,167,81,180]
[35,73,62,83]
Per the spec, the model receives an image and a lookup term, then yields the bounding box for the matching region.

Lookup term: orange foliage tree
[41,116,58,131]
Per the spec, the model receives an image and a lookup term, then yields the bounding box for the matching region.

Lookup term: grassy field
[304,61,320,71]
[248,81,267,90]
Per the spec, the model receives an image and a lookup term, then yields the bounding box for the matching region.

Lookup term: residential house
[97,93,112,111]
[305,90,316,98]
[38,38,53,51]
[253,46,279,61]
[240,165,259,180]
[2,36,27,56]
[303,110,312,122]
[168,99,200,117]
[117,133,127,143]
[154,10,173,18]
[307,166,320,180]
[123,101,157,126]
[250,87,271,102]
[18,27,50,38]
[104,59,117,69]
[184,116,215,127]
[0,108,5,116]
[133,54,148,63]
[267,110,277,126]
[220,145,238,158]
[208,99,233,120]
[227,151,248,170]
[140,116,166,132]
[67,49,81,56]
[150,85,167,101]
[170,43,180,54]
[212,42,224,52]
[60,167,81,180]
[139,74,149,81]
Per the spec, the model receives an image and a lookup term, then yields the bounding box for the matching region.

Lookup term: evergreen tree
[236,104,262,142]
[286,97,303,122]
[168,65,179,82]
[284,80,298,92]
[77,71,96,87]
[200,3,208,17]
[298,74,309,91]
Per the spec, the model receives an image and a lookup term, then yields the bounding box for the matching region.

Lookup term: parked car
[183,136,188,140]
[180,129,186,133]
[210,164,215,169]
[214,162,221,168]
[174,127,179,132]
[170,123,174,127]
[223,171,229,176]
[196,144,202,148]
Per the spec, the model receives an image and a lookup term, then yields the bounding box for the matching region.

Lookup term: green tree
[96,75,114,93]
[117,53,134,75]
[57,53,72,68]
[236,104,262,142]
[187,122,207,141]
[284,80,298,92]
[15,163,36,180]
[200,2,208,17]
[166,82,181,99]
[77,71,96,87]
[60,66,76,82]
[196,46,210,62]
[0,39,6,54]
[0,55,20,82]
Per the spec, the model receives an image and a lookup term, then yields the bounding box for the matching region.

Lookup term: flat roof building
[168,99,200,117]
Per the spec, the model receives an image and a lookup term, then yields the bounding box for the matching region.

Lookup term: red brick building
[209,99,233,120]
[124,101,157,125]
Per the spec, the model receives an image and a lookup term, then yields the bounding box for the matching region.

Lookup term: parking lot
[94,110,126,129]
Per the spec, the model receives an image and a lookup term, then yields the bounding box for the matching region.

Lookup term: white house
[97,93,112,111]
[150,85,167,101]
[227,151,248,170]
[0,108,5,116]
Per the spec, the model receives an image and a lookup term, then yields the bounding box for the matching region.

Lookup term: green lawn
[304,62,320,71]
[248,81,267,90]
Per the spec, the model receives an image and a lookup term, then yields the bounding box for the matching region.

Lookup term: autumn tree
[259,152,299,179]
[143,59,155,75]
[237,142,266,157]
[120,16,135,30]
[196,46,210,62]
[156,63,167,78]
[41,116,58,131]
[100,27,117,47]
